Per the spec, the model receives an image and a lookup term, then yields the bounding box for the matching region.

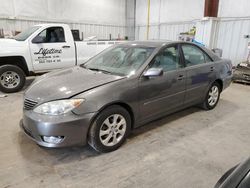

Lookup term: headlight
[33,99,84,115]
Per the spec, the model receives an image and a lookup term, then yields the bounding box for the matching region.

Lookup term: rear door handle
[210,66,214,71]
[62,45,71,48]
[177,75,184,80]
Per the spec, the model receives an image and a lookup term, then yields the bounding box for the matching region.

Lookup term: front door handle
[62,45,71,48]
[210,66,214,71]
[177,75,184,80]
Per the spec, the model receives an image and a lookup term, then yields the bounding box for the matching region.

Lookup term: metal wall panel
[135,21,195,41]
[136,18,250,65]
[214,18,250,65]
[159,22,195,40]
[0,18,126,40]
[196,17,250,65]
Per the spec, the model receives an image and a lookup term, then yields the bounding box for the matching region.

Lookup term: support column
[125,0,136,40]
[195,0,220,48]
[204,0,219,17]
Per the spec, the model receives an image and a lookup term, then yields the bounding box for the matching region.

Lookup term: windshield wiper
[88,68,113,74]
[81,65,124,76]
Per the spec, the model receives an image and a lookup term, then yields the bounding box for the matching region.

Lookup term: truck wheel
[88,105,131,153]
[0,65,26,93]
[202,82,221,110]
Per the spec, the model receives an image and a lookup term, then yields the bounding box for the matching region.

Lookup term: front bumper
[20,110,96,148]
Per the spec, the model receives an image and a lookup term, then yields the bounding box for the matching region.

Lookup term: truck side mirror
[32,36,45,43]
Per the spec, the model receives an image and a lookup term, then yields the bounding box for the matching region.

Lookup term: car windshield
[81,46,155,76]
[14,26,41,41]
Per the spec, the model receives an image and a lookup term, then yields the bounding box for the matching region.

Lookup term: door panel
[29,27,75,72]
[138,45,186,121]
[139,70,186,120]
[184,64,215,104]
[181,44,216,105]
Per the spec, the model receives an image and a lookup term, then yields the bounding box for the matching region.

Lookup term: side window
[182,44,211,67]
[150,46,181,72]
[33,27,65,43]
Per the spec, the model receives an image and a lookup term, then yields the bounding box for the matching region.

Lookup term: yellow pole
[146,0,150,40]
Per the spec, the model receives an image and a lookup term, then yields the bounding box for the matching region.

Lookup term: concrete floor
[0,80,250,188]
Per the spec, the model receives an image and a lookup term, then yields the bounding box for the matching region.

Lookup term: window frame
[32,26,66,44]
[180,43,213,68]
[147,44,185,73]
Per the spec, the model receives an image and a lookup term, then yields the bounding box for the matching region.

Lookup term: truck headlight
[33,99,84,115]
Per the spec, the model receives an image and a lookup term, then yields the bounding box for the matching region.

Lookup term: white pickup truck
[0,24,124,93]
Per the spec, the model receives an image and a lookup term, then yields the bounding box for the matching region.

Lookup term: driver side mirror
[143,68,163,77]
[32,36,45,43]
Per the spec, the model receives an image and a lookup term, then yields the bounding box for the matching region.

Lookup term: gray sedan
[20,41,232,152]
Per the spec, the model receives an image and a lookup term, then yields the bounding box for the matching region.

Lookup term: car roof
[118,40,221,61]
[119,40,172,48]
[118,40,206,48]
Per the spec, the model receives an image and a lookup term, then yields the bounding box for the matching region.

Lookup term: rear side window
[32,27,65,43]
[182,44,212,67]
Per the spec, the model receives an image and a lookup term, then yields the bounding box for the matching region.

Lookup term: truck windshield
[14,26,41,41]
[81,46,155,76]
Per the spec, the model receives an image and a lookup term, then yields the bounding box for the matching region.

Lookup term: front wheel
[0,65,26,93]
[88,105,131,153]
[202,82,221,110]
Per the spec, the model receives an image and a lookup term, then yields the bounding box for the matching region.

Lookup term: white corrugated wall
[0,18,126,39]
[135,0,250,65]
[138,17,250,65]
[0,0,128,39]
[195,17,250,65]
[135,0,204,40]
[135,21,196,41]
[214,18,250,64]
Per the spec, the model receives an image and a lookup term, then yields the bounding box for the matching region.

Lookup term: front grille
[24,98,38,110]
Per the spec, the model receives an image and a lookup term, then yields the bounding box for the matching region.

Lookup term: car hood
[25,66,125,103]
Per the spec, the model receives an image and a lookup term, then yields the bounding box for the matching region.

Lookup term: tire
[88,105,131,153]
[0,65,26,93]
[202,82,221,110]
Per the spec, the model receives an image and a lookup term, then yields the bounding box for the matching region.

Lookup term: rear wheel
[202,82,221,110]
[88,105,131,153]
[0,65,26,93]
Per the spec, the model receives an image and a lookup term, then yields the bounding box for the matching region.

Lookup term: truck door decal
[34,48,62,64]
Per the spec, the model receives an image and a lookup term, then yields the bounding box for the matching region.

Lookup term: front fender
[71,77,139,122]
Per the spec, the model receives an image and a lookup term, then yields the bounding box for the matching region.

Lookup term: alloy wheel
[208,85,219,106]
[99,114,127,147]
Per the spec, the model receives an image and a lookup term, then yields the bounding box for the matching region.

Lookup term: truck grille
[24,98,38,110]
